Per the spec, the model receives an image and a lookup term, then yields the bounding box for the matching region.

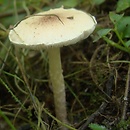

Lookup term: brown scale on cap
[9,7,97,48]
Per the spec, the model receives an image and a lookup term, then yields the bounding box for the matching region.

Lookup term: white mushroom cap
[9,7,97,49]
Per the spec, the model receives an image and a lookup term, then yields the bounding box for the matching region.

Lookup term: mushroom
[9,7,97,129]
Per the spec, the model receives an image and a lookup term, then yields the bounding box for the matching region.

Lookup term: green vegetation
[0,0,130,130]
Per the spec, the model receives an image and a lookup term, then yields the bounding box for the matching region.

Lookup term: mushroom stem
[48,47,68,129]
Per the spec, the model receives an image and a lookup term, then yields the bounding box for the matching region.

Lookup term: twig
[78,102,107,130]
[89,44,112,100]
[89,44,105,86]
[121,64,130,120]
[78,74,114,130]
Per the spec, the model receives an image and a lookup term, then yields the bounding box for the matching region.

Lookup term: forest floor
[0,0,130,130]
